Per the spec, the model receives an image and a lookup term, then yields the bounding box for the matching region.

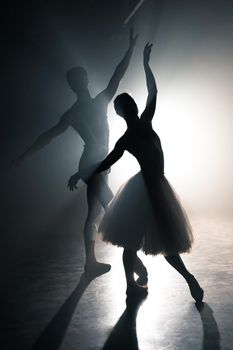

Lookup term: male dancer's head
[67,67,89,94]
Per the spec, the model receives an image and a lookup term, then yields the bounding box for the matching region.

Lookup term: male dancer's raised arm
[96,27,138,103]
[11,29,137,168]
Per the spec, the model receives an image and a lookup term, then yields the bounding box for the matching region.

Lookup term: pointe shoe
[126,283,148,298]
[134,265,148,286]
[187,275,204,302]
[84,261,111,276]
[136,273,148,287]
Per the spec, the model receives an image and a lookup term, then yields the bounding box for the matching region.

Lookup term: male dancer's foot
[84,260,111,276]
[84,240,111,276]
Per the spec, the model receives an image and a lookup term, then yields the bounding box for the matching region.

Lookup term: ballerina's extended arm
[140,43,158,122]
[68,138,125,191]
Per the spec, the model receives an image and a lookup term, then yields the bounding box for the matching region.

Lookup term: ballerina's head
[114,93,138,123]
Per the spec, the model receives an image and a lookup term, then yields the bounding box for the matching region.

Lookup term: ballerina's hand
[143,42,153,64]
[68,172,80,191]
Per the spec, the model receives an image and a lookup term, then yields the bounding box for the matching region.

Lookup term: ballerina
[69,43,204,302]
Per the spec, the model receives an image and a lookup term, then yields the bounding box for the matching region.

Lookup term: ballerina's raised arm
[140,43,158,123]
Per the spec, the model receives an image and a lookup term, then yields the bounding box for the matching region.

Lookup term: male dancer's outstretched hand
[68,164,99,191]
[68,172,80,191]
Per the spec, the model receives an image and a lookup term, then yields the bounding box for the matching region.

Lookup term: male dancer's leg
[84,183,111,273]
[87,172,113,208]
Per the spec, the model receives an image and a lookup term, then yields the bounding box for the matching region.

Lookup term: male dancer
[12,30,148,276]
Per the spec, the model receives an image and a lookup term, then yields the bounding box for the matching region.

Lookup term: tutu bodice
[122,118,164,178]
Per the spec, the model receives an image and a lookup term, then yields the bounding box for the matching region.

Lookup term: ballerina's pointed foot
[187,274,204,302]
[84,262,111,277]
[126,283,148,298]
[134,263,148,286]
[136,273,148,287]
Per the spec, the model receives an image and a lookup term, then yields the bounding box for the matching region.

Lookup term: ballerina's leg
[164,254,204,302]
[123,249,148,296]
[134,254,148,286]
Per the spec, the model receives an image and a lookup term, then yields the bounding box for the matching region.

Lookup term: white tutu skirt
[98,172,193,255]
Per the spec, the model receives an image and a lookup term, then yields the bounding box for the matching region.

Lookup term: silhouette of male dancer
[11,29,141,274]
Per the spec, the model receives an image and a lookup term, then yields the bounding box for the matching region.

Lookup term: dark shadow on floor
[102,294,147,350]
[31,270,106,350]
[196,302,221,350]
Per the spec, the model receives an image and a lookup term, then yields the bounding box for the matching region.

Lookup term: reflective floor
[1,217,233,349]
